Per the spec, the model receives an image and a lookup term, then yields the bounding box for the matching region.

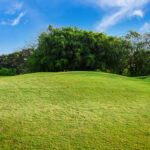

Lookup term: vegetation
[0,68,16,76]
[27,26,129,74]
[0,26,150,76]
[27,26,150,76]
[0,26,149,149]
[0,49,33,74]
[0,71,150,149]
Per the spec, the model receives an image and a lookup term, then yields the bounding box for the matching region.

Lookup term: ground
[0,71,150,150]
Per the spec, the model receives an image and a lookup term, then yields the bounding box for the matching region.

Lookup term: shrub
[95,69,101,72]
[122,68,130,76]
[0,68,16,76]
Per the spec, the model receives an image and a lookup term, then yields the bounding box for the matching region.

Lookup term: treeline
[0,25,150,76]
[0,49,33,75]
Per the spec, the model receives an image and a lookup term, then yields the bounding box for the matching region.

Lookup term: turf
[0,71,150,150]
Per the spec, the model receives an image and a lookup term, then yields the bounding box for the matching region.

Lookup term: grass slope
[0,71,150,150]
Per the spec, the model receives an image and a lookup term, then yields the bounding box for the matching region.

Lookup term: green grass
[0,71,150,150]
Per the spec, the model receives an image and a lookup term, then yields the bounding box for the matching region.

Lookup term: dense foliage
[0,25,150,76]
[27,26,150,76]
[27,26,129,74]
[0,49,33,74]
[0,68,16,76]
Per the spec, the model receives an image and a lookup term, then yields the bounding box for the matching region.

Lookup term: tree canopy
[1,26,150,76]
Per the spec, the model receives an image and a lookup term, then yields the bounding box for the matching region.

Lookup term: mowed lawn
[0,72,150,150]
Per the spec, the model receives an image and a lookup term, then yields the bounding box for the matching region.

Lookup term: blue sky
[0,0,150,54]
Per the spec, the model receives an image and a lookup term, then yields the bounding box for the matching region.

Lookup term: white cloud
[132,10,144,18]
[11,12,25,26]
[85,0,149,32]
[1,12,25,26]
[140,22,150,33]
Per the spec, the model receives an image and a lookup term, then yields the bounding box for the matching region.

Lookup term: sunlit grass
[0,71,150,149]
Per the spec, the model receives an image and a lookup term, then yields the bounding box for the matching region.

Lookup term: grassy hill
[0,71,150,150]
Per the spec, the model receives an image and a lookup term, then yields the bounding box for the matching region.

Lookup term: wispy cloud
[5,2,23,15]
[11,12,25,26]
[0,1,26,26]
[85,0,150,32]
[1,21,7,25]
[140,22,150,33]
